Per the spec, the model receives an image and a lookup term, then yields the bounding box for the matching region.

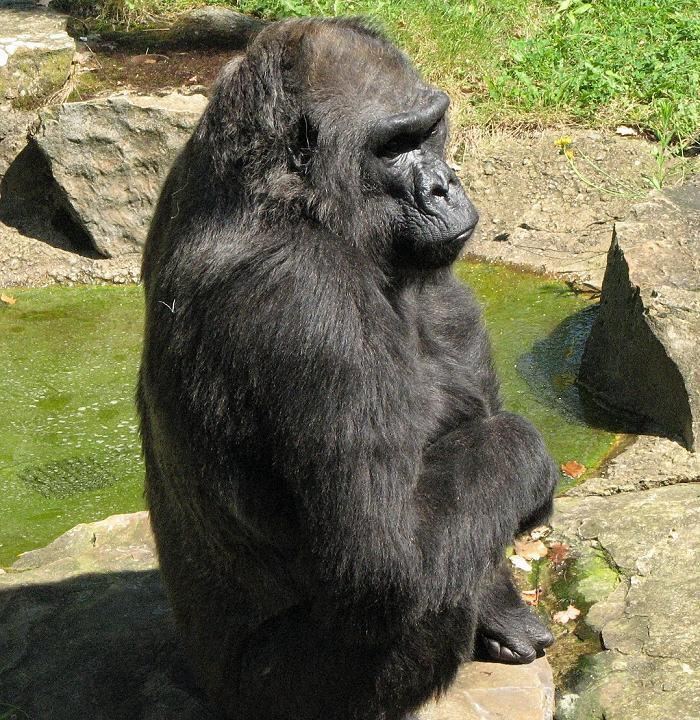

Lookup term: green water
[455,262,618,480]
[0,286,145,566]
[0,268,618,566]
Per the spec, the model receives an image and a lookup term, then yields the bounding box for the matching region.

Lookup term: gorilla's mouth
[451,222,478,245]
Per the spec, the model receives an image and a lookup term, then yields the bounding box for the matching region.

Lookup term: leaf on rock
[553,604,581,624]
[0,294,17,305]
[548,541,570,566]
[509,554,532,572]
[514,537,548,561]
[561,460,586,479]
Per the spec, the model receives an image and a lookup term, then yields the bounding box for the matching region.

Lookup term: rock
[2,92,207,257]
[0,7,75,108]
[170,7,265,49]
[566,435,700,497]
[0,511,554,720]
[420,658,554,720]
[579,179,700,449]
[553,484,700,720]
[0,107,33,180]
[0,512,217,720]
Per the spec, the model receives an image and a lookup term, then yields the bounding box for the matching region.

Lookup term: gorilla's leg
[474,563,554,664]
[235,605,472,720]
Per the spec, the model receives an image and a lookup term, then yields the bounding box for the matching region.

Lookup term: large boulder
[0,7,75,108]
[554,483,700,720]
[579,178,700,449]
[29,92,207,257]
[0,512,554,720]
[170,7,265,49]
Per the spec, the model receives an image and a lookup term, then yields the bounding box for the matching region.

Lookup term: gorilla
[138,17,557,720]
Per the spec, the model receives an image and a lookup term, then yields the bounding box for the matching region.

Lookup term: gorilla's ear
[288,115,318,176]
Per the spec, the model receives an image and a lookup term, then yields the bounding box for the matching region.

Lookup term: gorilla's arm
[179,239,558,620]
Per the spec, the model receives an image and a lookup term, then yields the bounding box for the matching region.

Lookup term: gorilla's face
[370,91,479,269]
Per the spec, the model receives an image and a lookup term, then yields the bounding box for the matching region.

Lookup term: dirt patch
[70,43,238,99]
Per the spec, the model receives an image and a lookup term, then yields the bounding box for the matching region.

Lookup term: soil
[70,42,239,100]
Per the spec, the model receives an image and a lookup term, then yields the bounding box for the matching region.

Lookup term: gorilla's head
[196,18,479,271]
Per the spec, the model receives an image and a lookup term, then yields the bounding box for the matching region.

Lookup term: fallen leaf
[522,588,542,606]
[561,460,586,479]
[509,554,532,572]
[1,294,17,305]
[548,541,570,566]
[514,537,548,561]
[616,125,638,136]
[553,604,581,624]
[530,525,551,541]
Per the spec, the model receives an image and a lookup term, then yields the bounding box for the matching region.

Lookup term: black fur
[138,18,557,720]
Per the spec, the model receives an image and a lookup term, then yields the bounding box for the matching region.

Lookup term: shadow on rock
[0,141,100,258]
[0,570,219,720]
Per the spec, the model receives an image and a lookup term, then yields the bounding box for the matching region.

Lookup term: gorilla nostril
[431,172,450,198]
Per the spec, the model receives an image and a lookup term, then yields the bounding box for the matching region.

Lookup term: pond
[0,264,619,566]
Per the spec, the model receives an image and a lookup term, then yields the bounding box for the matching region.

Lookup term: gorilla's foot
[474,605,554,665]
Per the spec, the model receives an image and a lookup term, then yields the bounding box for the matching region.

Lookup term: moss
[5,48,74,111]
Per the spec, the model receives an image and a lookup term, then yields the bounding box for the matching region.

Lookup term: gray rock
[0,512,554,720]
[0,7,74,107]
[553,484,700,720]
[579,180,700,449]
[0,107,33,180]
[170,7,265,49]
[420,658,554,720]
[566,435,700,497]
[29,92,207,257]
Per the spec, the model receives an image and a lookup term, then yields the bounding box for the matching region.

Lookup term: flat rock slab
[579,178,700,449]
[566,434,700,497]
[0,7,74,106]
[0,512,554,720]
[420,659,554,720]
[554,483,700,720]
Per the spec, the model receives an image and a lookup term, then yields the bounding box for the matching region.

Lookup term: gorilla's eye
[378,133,421,160]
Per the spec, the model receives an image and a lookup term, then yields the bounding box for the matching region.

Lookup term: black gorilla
[138,17,557,720]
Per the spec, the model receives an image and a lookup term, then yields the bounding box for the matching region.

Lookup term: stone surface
[170,7,265,49]
[458,129,687,289]
[0,219,141,285]
[16,92,207,257]
[0,512,554,720]
[0,107,33,180]
[579,179,700,449]
[553,483,700,720]
[0,7,74,107]
[420,658,554,720]
[566,434,700,497]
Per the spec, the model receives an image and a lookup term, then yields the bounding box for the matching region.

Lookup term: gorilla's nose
[430,166,452,198]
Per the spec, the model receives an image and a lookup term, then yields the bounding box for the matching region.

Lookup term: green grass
[65,0,700,145]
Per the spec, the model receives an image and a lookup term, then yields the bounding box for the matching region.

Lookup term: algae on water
[0,267,619,565]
